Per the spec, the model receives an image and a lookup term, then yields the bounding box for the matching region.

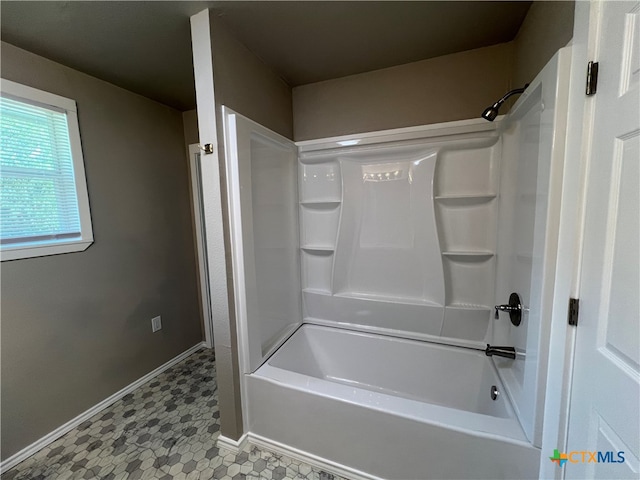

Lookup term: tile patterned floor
[2,348,348,480]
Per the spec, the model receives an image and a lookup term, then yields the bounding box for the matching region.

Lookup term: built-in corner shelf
[303,288,332,295]
[299,201,341,250]
[300,201,341,208]
[435,143,499,325]
[446,303,491,311]
[435,194,497,204]
[442,251,494,258]
[301,246,335,252]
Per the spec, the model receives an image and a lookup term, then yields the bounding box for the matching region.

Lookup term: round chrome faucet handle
[493,293,523,326]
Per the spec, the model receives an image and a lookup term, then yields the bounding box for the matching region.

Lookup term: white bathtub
[247,324,540,479]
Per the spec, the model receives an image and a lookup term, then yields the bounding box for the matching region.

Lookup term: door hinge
[586,61,599,96]
[568,298,580,326]
[198,143,214,154]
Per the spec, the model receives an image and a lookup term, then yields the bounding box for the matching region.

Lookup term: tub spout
[485,344,516,360]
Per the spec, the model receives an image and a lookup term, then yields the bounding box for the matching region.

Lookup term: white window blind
[0,79,93,261]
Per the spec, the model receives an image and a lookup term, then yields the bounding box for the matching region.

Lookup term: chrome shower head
[481,84,529,121]
[481,103,501,122]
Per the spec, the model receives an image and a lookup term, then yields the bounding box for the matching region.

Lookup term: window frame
[0,79,93,261]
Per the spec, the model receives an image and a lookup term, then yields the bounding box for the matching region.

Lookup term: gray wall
[0,42,203,460]
[197,12,294,441]
[292,0,575,142]
[512,1,575,87]
[292,42,514,141]
[182,109,199,146]
[211,15,293,139]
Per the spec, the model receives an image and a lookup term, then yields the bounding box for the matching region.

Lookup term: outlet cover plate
[151,316,162,332]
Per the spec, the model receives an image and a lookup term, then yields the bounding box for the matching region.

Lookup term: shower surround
[222,49,571,479]
[298,128,498,346]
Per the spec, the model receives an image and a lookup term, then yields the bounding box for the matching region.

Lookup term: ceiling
[1,1,531,111]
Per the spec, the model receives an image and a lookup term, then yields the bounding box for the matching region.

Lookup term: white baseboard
[0,342,207,474]
[216,433,248,454]
[247,433,381,480]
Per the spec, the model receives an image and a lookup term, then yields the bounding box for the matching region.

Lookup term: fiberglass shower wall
[225,49,570,450]
[224,111,302,373]
[298,130,501,346]
[225,109,506,372]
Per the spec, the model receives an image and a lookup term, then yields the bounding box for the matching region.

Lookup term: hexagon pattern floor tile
[2,348,349,480]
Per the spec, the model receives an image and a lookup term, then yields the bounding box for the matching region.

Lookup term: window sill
[1,239,93,261]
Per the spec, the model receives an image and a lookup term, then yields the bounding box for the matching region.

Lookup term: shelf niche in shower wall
[442,256,496,308]
[436,197,497,252]
[298,159,342,296]
[435,144,497,196]
[301,249,333,294]
[434,139,501,343]
[298,160,341,203]
[299,203,340,249]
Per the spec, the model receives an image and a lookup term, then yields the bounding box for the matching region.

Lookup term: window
[1,79,93,261]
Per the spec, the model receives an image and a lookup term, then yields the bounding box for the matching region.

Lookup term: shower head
[481,84,529,121]
[481,103,501,122]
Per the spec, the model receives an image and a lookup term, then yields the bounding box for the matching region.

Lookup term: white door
[188,144,215,348]
[565,1,640,479]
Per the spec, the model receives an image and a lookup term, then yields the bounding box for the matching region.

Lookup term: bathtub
[246,324,540,479]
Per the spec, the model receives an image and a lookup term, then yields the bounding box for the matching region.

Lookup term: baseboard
[216,433,248,454]
[247,433,381,480]
[0,341,207,474]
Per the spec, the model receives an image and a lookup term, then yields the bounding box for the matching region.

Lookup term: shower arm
[494,84,528,107]
[481,84,529,121]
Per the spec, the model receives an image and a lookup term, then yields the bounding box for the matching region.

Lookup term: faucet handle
[494,292,523,326]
